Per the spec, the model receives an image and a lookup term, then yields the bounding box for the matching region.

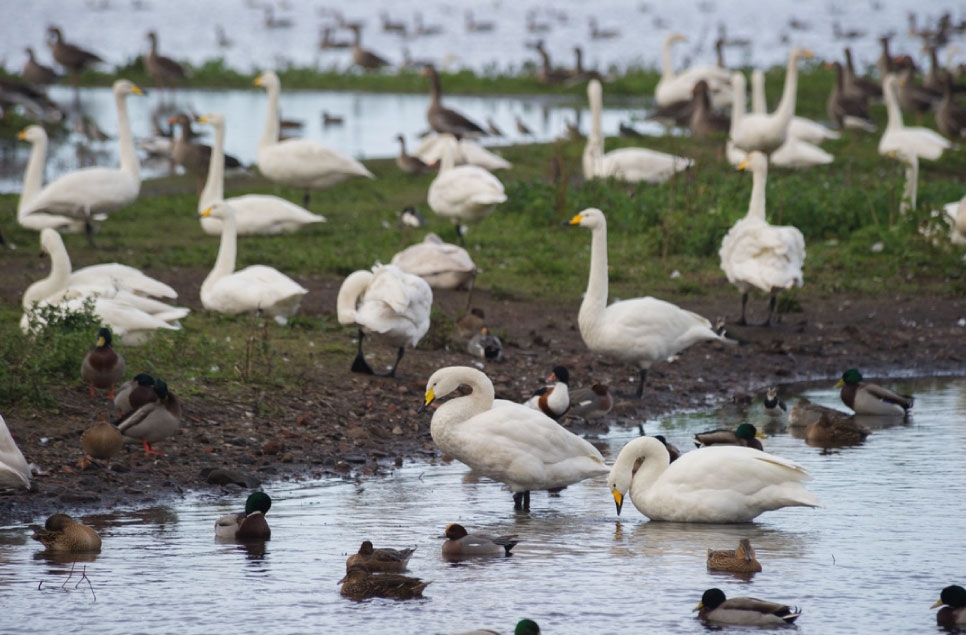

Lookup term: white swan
[607,436,821,522]
[879,74,950,161]
[199,201,308,325]
[730,48,812,155]
[422,365,608,510]
[254,71,374,207]
[414,133,512,171]
[18,80,143,246]
[655,33,732,109]
[427,138,507,242]
[719,152,805,326]
[748,69,834,168]
[584,79,693,183]
[195,113,326,235]
[943,195,966,245]
[568,208,735,398]
[0,414,31,490]
[336,263,433,377]
[390,233,477,290]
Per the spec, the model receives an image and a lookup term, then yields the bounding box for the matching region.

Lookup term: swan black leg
[635,369,648,399]
[759,295,777,327]
[513,491,531,511]
[737,292,749,326]
[302,190,311,208]
[350,328,375,374]
[386,346,405,378]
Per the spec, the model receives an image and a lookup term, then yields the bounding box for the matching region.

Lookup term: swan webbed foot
[350,352,375,375]
[513,490,531,511]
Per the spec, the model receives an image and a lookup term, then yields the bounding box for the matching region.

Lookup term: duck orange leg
[142,439,165,456]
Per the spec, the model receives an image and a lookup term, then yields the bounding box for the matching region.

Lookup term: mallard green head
[515,619,541,635]
[933,585,966,609]
[837,368,863,388]
[735,423,762,440]
[153,378,170,402]
[695,587,727,611]
[134,373,155,387]
[245,491,272,516]
[96,326,113,348]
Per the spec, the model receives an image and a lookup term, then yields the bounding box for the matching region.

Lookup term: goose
[688,79,730,139]
[0,414,31,490]
[196,113,325,235]
[80,418,123,467]
[336,263,432,377]
[607,435,821,522]
[81,326,125,398]
[114,373,156,414]
[414,133,511,171]
[390,232,477,290]
[395,134,435,175]
[486,118,504,136]
[879,74,950,160]
[46,26,102,87]
[31,514,101,553]
[584,80,693,183]
[22,47,59,88]
[588,17,619,40]
[145,31,187,89]
[381,11,408,35]
[339,564,429,600]
[826,61,876,132]
[115,378,181,454]
[568,46,603,84]
[515,115,534,136]
[693,423,765,450]
[750,68,839,144]
[655,33,732,109]
[457,620,542,635]
[199,201,308,325]
[523,365,570,420]
[168,113,242,193]
[441,523,518,559]
[876,35,896,78]
[346,540,416,573]
[694,588,801,626]
[730,48,813,155]
[936,71,966,138]
[568,208,734,398]
[932,585,966,629]
[706,538,762,573]
[719,152,805,326]
[421,64,488,138]
[348,24,390,71]
[464,10,495,33]
[18,80,144,248]
[318,26,351,50]
[414,11,443,37]
[894,57,941,116]
[426,137,507,243]
[422,366,609,510]
[568,384,613,421]
[835,368,914,416]
[533,40,570,84]
[254,71,374,208]
[214,491,272,540]
[842,47,882,101]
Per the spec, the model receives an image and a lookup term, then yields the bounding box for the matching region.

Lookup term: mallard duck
[339,564,429,600]
[346,540,416,573]
[423,366,608,510]
[608,436,821,522]
[0,414,31,490]
[694,588,801,626]
[441,523,518,559]
[114,373,156,414]
[568,384,613,422]
[933,585,966,629]
[693,423,765,450]
[467,327,503,362]
[804,409,870,446]
[524,365,570,420]
[764,387,787,416]
[81,327,125,399]
[787,397,847,428]
[115,378,181,455]
[706,538,762,573]
[80,418,123,467]
[32,513,102,553]
[457,619,541,635]
[835,369,914,416]
[215,491,272,541]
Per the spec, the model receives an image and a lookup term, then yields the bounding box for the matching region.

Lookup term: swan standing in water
[568,208,734,398]
[254,71,374,208]
[719,152,805,326]
[196,113,326,235]
[879,74,950,161]
[18,80,144,247]
[199,202,308,325]
[421,366,608,510]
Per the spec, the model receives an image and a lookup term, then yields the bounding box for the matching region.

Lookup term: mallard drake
[694,588,801,626]
[0,414,31,490]
[568,384,613,422]
[115,378,181,455]
[339,564,429,600]
[215,491,272,541]
[467,327,503,362]
[764,387,787,416]
[835,369,914,416]
[457,619,542,635]
[346,540,416,573]
[114,373,156,414]
[80,418,123,467]
[804,410,870,447]
[706,538,762,573]
[524,365,570,420]
[32,513,102,553]
[81,326,125,399]
[693,423,764,450]
[932,585,966,629]
[441,523,518,559]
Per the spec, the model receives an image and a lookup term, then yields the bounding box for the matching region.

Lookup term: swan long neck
[751,70,766,114]
[203,210,237,293]
[259,84,280,151]
[24,232,72,308]
[748,162,768,220]
[335,271,372,324]
[115,91,140,182]
[581,222,609,323]
[660,38,676,80]
[729,74,746,135]
[884,77,904,131]
[439,137,457,172]
[199,121,225,210]
[18,133,47,217]
[772,50,801,124]
[433,373,495,431]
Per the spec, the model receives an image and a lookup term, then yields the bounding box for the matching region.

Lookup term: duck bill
[834,379,845,388]
[693,601,704,611]
[611,488,624,516]
[931,599,944,609]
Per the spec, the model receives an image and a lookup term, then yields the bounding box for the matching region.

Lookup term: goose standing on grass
[655,33,732,109]
[390,233,477,290]
[607,435,821,522]
[694,588,801,626]
[0,414,31,490]
[46,26,102,89]
[254,71,374,208]
[835,368,914,416]
[395,134,435,175]
[199,202,308,324]
[22,48,60,89]
[421,64,488,138]
[81,326,125,399]
[196,113,325,235]
[524,365,570,420]
[422,366,609,510]
[115,378,181,455]
[879,74,950,161]
[826,61,876,132]
[427,137,506,243]
[17,126,95,234]
[719,152,805,326]
[936,71,966,139]
[584,79,693,183]
[18,80,144,248]
[568,208,734,398]
[336,264,432,377]
[349,24,390,71]
[145,31,187,91]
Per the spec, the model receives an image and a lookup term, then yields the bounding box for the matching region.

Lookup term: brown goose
[318,26,351,50]
[689,79,730,138]
[876,35,896,78]
[842,47,882,101]
[169,113,241,192]
[895,56,941,116]
[146,31,187,90]
[533,40,569,84]
[395,134,434,174]
[421,64,488,138]
[22,48,59,88]
[46,26,103,87]
[826,61,875,131]
[936,71,966,138]
[349,24,390,71]
[568,46,603,83]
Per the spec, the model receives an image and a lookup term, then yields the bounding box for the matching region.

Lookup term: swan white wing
[428,166,507,222]
[732,114,787,154]
[0,415,31,489]
[199,195,326,235]
[390,236,477,289]
[771,137,834,168]
[21,168,139,217]
[70,263,177,299]
[600,148,693,184]
[878,128,950,161]
[258,139,373,188]
[720,219,804,292]
[458,140,512,170]
[593,296,719,363]
[788,116,840,143]
[356,266,432,345]
[656,66,732,106]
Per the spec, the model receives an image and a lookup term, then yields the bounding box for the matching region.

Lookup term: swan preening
[879,74,950,161]
[719,152,805,326]
[17,79,143,247]
[608,436,821,522]
[336,263,433,377]
[422,365,608,510]
[196,113,326,235]
[254,71,374,207]
[568,208,735,398]
[584,79,693,183]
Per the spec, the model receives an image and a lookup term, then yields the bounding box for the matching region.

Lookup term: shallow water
[1,376,963,633]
